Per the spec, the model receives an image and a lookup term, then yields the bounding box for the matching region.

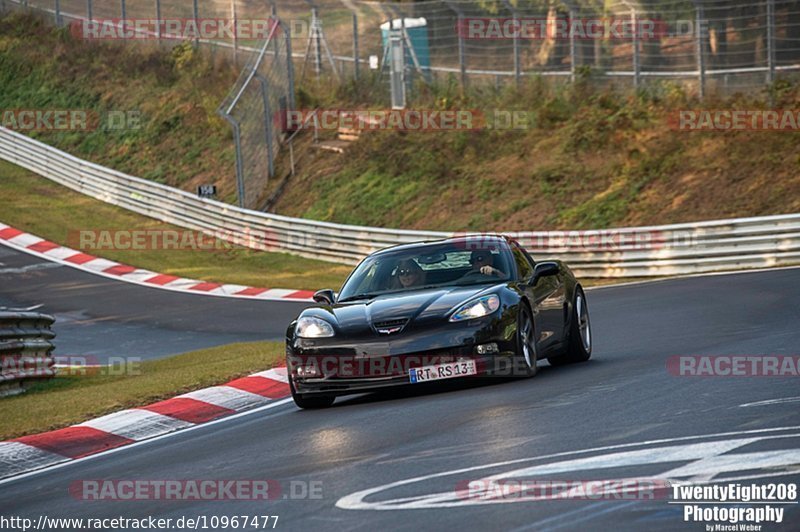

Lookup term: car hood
[311,284,503,334]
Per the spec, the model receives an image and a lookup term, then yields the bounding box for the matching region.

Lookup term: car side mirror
[530,262,559,285]
[312,289,336,305]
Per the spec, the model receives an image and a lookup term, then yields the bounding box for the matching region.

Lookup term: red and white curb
[0,368,290,480]
[0,222,314,301]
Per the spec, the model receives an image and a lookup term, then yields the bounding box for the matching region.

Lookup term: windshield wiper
[338,292,382,303]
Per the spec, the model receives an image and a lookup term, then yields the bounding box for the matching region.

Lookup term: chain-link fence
[9,0,800,91]
[277,0,800,94]
[218,20,294,210]
[4,0,800,207]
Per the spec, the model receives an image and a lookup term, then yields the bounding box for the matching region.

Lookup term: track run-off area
[1,236,799,531]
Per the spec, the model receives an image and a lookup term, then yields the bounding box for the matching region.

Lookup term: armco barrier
[1,126,800,277]
[0,311,56,397]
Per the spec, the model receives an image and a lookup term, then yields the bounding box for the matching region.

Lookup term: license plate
[409,360,477,383]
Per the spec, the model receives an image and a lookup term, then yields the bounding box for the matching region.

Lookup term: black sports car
[285,235,592,409]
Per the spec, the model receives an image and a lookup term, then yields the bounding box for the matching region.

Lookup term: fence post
[230,0,238,65]
[458,13,466,87]
[312,7,322,78]
[155,0,161,41]
[193,0,200,47]
[502,0,520,88]
[389,33,406,109]
[222,116,246,208]
[352,12,359,80]
[631,6,640,88]
[55,0,61,27]
[694,1,705,99]
[570,8,577,82]
[284,21,296,109]
[766,0,775,84]
[87,0,92,22]
[121,0,126,40]
[619,0,639,88]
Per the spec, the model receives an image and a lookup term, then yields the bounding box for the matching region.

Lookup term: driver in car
[467,250,506,277]
[396,259,426,288]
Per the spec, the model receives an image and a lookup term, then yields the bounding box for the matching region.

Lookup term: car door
[513,245,565,352]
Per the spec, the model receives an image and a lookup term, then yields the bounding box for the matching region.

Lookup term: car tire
[289,377,335,409]
[515,305,538,377]
[549,286,592,366]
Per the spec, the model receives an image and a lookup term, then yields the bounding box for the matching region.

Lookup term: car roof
[371,234,515,257]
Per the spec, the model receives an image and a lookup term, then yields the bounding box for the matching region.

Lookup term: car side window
[511,246,533,281]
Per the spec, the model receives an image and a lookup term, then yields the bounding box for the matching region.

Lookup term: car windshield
[337,241,514,302]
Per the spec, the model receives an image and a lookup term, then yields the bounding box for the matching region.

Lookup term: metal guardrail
[0,311,56,397]
[1,125,800,278]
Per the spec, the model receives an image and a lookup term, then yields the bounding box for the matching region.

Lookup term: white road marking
[0,262,62,274]
[336,426,800,511]
[739,396,800,408]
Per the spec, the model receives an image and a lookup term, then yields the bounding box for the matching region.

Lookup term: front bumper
[287,316,518,396]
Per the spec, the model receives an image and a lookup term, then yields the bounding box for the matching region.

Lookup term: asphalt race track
[1,261,799,531]
[0,244,309,361]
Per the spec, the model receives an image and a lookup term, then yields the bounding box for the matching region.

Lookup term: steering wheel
[459,270,490,281]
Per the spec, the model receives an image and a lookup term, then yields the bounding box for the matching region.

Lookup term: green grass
[0,341,285,440]
[276,75,800,232]
[0,12,240,202]
[0,160,352,290]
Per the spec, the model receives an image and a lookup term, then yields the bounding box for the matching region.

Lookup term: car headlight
[449,294,500,322]
[295,316,335,338]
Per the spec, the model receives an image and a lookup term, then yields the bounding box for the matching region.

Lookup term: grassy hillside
[277,76,800,231]
[2,11,799,235]
[0,12,239,201]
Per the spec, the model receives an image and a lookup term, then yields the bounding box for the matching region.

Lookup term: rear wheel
[549,287,592,366]
[289,377,335,409]
[515,306,538,377]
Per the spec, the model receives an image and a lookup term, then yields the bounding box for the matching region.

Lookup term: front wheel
[514,306,538,377]
[289,377,335,409]
[549,287,592,366]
